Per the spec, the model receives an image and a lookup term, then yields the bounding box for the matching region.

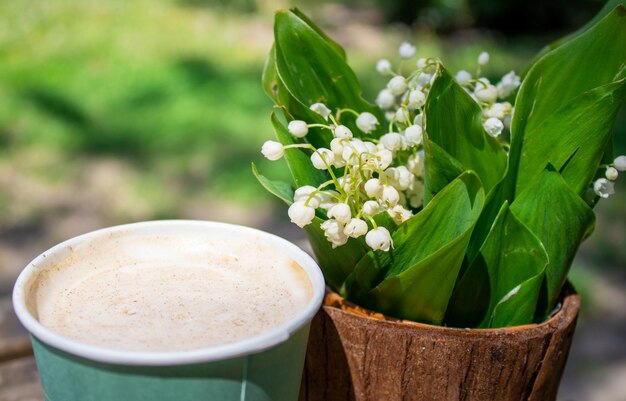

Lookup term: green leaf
[289,8,347,59]
[425,66,507,193]
[271,112,328,188]
[489,274,544,328]
[262,44,280,102]
[352,171,485,324]
[444,179,510,327]
[264,46,335,149]
[510,167,595,316]
[273,9,384,138]
[251,163,293,205]
[509,6,626,197]
[515,79,626,197]
[474,202,548,328]
[423,139,465,206]
[304,216,369,291]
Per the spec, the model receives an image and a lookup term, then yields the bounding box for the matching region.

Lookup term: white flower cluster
[593,155,626,199]
[453,53,520,138]
[261,96,427,251]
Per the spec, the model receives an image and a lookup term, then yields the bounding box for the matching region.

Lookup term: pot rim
[323,283,580,338]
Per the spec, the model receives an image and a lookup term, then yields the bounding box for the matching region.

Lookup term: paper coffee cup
[13,220,325,401]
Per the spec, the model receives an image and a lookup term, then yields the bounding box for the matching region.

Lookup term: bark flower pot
[299,284,580,401]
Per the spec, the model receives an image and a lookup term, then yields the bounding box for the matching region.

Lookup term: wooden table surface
[0,297,44,401]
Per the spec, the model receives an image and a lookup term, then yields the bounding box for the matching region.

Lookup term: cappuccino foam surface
[29,228,313,352]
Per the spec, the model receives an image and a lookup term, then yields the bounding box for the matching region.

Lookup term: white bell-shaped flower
[478,51,490,66]
[407,150,425,176]
[395,166,413,190]
[404,125,423,146]
[328,203,352,224]
[376,89,396,109]
[344,218,368,238]
[293,186,321,208]
[483,117,504,137]
[330,138,346,159]
[475,81,498,104]
[287,120,308,138]
[342,139,369,165]
[455,70,472,86]
[310,148,334,170]
[362,200,381,216]
[614,155,626,171]
[417,73,432,87]
[606,167,619,181]
[261,140,284,161]
[288,201,315,228]
[321,219,348,248]
[356,112,379,133]
[381,185,400,206]
[387,76,408,96]
[376,59,392,75]
[334,125,353,139]
[408,90,426,109]
[483,102,512,119]
[365,227,393,251]
[387,205,413,224]
[399,42,416,59]
[496,71,521,99]
[310,103,331,120]
[395,107,409,123]
[483,118,504,137]
[380,132,404,151]
[364,178,383,198]
[376,148,393,170]
[593,178,615,199]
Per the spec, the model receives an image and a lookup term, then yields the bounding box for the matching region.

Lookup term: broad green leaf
[515,79,626,196]
[425,66,507,193]
[353,172,485,324]
[510,167,595,316]
[304,216,368,291]
[273,9,384,138]
[271,112,328,188]
[475,202,548,328]
[423,139,465,206]
[289,8,346,59]
[489,274,544,328]
[264,46,335,149]
[251,162,293,205]
[509,6,626,197]
[262,44,279,102]
[445,179,510,327]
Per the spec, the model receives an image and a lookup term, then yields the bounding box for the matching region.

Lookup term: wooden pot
[299,284,580,401]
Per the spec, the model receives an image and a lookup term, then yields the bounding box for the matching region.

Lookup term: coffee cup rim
[13,220,325,366]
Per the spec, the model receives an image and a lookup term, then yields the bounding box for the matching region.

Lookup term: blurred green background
[0,0,624,399]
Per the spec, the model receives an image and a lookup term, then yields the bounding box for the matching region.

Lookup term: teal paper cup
[13,220,325,401]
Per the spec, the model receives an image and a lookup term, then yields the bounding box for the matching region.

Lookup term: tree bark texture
[299,285,579,401]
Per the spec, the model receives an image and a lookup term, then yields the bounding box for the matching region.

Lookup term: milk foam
[30,229,313,352]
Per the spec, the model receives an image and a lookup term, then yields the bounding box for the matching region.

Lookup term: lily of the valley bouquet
[254,4,626,328]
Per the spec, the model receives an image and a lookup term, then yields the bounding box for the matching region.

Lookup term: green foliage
[347,172,484,324]
[425,67,507,194]
[255,4,626,328]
